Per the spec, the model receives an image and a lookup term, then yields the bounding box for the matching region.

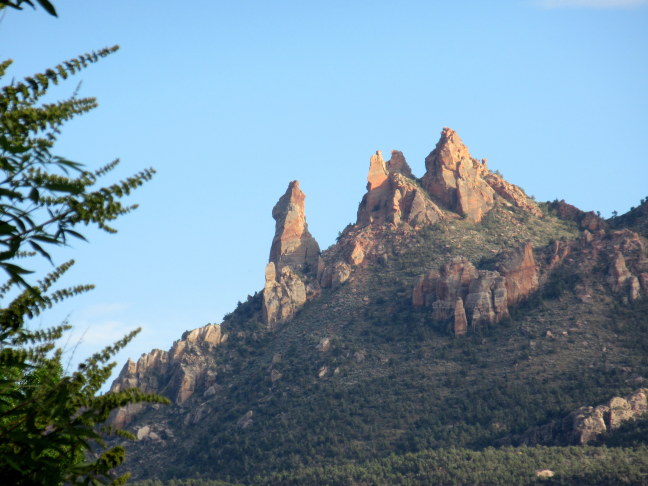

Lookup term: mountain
[110,128,648,483]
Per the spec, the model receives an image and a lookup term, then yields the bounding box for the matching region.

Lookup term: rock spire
[263,181,320,329]
[268,180,320,271]
[356,151,444,227]
[421,127,495,223]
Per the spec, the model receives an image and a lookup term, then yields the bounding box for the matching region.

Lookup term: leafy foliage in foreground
[0,46,167,485]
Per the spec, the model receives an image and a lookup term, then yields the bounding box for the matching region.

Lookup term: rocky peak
[386,150,413,178]
[366,151,389,191]
[263,181,320,329]
[357,151,444,227]
[269,180,320,272]
[421,128,494,222]
[421,127,541,222]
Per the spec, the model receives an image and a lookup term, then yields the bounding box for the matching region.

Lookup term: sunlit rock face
[263,181,320,329]
[109,323,226,426]
[421,127,540,222]
[356,150,444,227]
[413,243,539,335]
[268,180,320,271]
[421,127,494,223]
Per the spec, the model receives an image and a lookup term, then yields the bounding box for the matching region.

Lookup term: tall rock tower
[263,181,320,329]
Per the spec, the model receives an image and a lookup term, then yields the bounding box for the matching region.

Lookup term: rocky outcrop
[110,324,226,427]
[607,240,647,302]
[510,389,648,446]
[496,241,539,306]
[263,181,320,328]
[318,260,352,289]
[268,180,320,271]
[453,298,468,336]
[421,128,494,223]
[386,150,413,178]
[413,257,507,333]
[413,243,539,335]
[421,128,541,222]
[548,199,607,232]
[484,172,542,217]
[357,151,444,228]
[539,228,648,303]
[263,263,307,328]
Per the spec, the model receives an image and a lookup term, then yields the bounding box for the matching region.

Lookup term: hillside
[109,128,648,483]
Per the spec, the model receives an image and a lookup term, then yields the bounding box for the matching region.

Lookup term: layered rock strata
[110,324,226,427]
[413,243,539,335]
[263,181,320,329]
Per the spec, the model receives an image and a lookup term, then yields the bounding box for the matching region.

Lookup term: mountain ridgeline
[110,128,648,484]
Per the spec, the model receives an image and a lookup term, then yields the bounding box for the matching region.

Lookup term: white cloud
[537,0,648,8]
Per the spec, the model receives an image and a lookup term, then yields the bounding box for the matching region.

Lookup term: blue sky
[1,0,646,384]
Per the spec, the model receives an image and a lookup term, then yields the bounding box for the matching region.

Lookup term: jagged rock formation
[421,128,495,222]
[110,127,648,483]
[413,243,539,334]
[325,128,543,292]
[510,389,648,446]
[268,180,320,270]
[110,324,225,427]
[386,150,413,178]
[263,181,320,329]
[356,150,444,227]
[421,127,540,222]
[540,228,648,303]
[412,257,507,332]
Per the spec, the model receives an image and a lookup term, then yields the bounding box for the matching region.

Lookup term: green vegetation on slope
[132,446,648,486]
[121,204,647,484]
